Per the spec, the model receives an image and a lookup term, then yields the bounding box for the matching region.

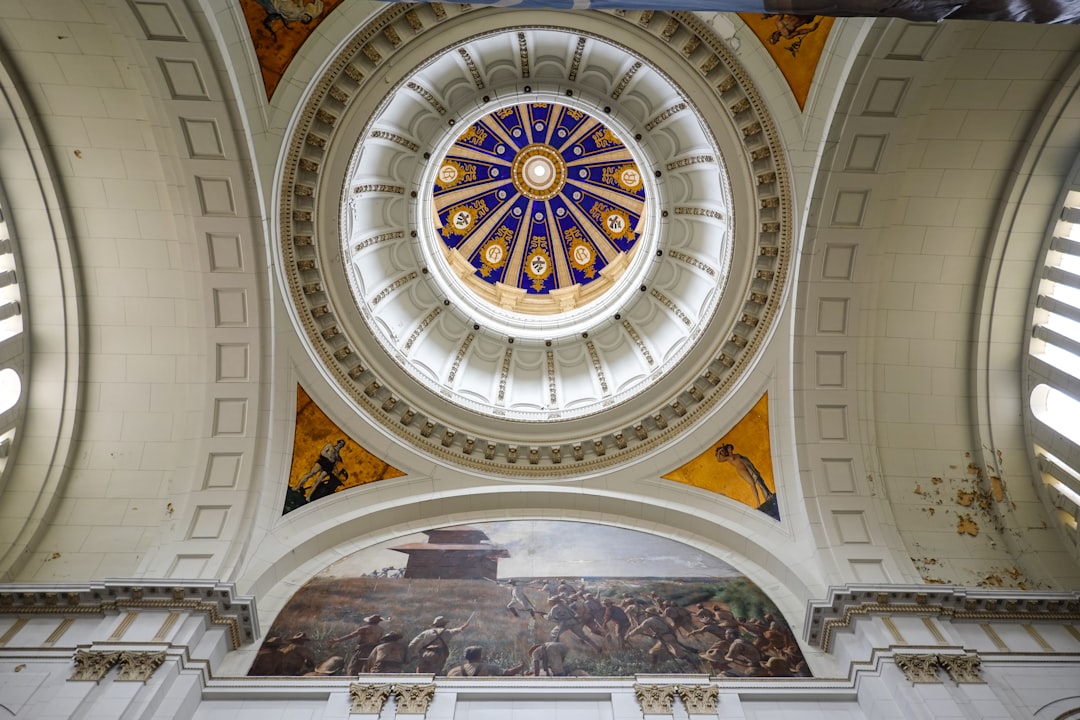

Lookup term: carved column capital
[392,683,436,714]
[676,684,719,714]
[895,653,942,683]
[634,683,677,714]
[938,653,983,684]
[349,683,393,714]
[116,650,166,681]
[70,649,120,682]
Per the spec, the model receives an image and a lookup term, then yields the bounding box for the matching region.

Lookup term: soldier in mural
[328,613,388,675]
[248,520,812,679]
[407,616,471,674]
[529,641,571,676]
[626,607,703,672]
[446,646,525,677]
[543,595,602,651]
[497,578,540,618]
[364,631,407,673]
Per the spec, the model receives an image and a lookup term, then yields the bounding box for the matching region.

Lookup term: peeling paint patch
[957,514,979,536]
[911,555,949,584]
[931,476,943,485]
[976,565,1034,591]
[956,490,975,507]
[990,476,1005,502]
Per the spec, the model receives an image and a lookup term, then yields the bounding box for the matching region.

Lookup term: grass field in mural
[249,521,810,678]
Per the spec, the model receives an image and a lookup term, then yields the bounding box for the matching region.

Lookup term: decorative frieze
[569,37,585,81]
[517,32,530,78]
[611,61,642,101]
[645,102,686,131]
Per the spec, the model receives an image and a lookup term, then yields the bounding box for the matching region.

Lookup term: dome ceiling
[281,6,793,475]
[432,100,646,312]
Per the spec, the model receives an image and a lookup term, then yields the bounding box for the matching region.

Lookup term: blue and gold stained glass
[433,102,646,299]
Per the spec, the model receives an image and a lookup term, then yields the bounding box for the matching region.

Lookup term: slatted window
[1030,190,1080,545]
[0,204,21,472]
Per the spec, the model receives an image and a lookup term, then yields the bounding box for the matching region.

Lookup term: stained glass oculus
[432,102,645,310]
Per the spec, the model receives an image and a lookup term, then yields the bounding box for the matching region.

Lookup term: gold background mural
[739,14,834,110]
[662,393,779,520]
[239,0,345,99]
[285,385,405,513]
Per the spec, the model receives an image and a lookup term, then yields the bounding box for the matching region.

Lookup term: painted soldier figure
[365,631,407,673]
[544,596,601,651]
[329,613,387,675]
[407,615,470,674]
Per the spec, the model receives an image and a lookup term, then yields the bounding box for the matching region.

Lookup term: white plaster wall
[0,0,269,583]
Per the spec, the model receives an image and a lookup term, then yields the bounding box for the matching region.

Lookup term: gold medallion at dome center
[511,144,566,200]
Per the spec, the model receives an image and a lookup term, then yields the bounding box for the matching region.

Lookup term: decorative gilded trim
[611,61,642,101]
[108,611,138,641]
[0,617,27,646]
[517,31,530,78]
[568,36,586,82]
[44,617,74,647]
[154,612,181,642]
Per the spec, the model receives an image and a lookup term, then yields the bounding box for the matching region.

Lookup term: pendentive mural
[239,0,345,98]
[662,393,779,520]
[249,520,809,678]
[739,13,834,110]
[284,385,406,514]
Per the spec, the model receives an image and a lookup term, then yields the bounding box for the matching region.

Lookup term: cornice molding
[804,584,1080,651]
[0,580,257,649]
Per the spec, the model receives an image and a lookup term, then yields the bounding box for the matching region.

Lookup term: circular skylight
[419,97,657,338]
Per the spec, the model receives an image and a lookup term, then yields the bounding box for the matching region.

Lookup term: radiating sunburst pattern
[433,102,646,300]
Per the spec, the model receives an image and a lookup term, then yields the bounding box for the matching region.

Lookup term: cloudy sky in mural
[319,520,742,579]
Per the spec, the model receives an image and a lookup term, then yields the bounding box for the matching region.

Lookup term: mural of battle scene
[249,520,810,678]
[284,385,405,514]
[663,392,780,520]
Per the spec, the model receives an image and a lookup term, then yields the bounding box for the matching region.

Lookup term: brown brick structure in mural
[391,526,509,579]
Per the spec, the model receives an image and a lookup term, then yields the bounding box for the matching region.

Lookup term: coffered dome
[281,7,792,475]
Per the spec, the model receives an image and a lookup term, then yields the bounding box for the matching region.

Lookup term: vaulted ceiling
[0,3,1078,660]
